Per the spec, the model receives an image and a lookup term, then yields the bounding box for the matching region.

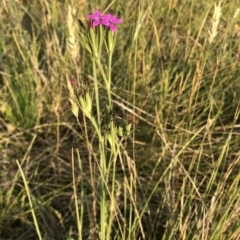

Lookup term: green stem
[107,52,113,108]
[95,59,109,92]
[92,57,107,240]
[106,50,118,239]
[92,58,101,128]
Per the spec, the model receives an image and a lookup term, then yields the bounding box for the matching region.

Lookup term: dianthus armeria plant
[67,6,131,240]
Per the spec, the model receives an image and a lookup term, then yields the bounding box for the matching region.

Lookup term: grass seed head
[67,4,79,62]
[208,2,222,44]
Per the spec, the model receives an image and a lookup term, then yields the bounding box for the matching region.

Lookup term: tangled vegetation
[0,0,240,239]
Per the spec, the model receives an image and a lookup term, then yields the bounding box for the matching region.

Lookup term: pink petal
[113,18,122,24]
[101,19,110,26]
[102,14,111,19]
[110,16,122,24]
[93,10,101,16]
[92,20,100,27]
[109,24,117,32]
[88,14,97,20]
[88,10,102,20]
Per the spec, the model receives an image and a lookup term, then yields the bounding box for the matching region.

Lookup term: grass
[0,0,240,239]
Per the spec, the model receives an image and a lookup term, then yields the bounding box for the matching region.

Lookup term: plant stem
[92,57,107,240]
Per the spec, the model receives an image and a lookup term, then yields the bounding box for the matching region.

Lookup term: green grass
[1,0,240,239]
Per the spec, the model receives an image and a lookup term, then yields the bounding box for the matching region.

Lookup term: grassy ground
[1,0,240,239]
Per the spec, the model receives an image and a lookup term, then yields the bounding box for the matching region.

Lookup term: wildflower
[88,10,104,27]
[88,10,122,32]
[102,14,122,32]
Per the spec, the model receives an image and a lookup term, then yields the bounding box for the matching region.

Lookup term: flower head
[87,10,122,32]
[88,10,104,27]
[102,14,122,32]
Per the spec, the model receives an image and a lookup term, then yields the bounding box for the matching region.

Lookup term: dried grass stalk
[67,79,79,119]
[67,4,79,62]
[208,2,222,44]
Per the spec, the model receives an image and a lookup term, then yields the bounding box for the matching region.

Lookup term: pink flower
[102,14,122,32]
[88,10,104,27]
[88,10,122,32]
